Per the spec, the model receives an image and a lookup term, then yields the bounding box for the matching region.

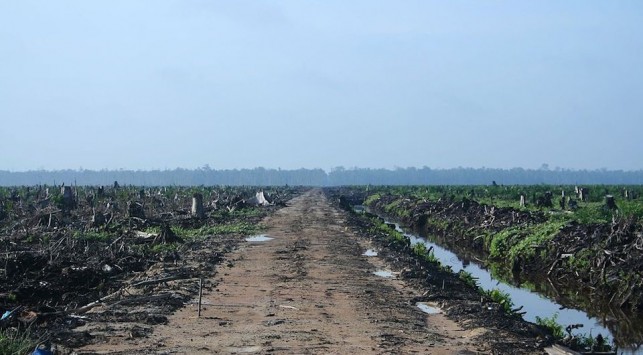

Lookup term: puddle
[225,346,262,353]
[245,235,274,242]
[416,302,442,314]
[373,270,395,278]
[353,205,366,213]
[362,249,378,256]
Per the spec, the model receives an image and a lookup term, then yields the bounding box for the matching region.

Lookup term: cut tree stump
[192,193,204,218]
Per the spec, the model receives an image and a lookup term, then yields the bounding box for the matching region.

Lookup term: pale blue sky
[1,1,642,171]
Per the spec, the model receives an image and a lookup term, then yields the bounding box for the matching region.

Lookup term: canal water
[359,206,642,353]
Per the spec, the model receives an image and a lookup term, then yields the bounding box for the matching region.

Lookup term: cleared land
[75,189,544,354]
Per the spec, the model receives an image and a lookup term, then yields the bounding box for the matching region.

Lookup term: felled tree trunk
[192,193,205,218]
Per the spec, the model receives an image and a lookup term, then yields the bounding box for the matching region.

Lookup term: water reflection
[384,219,643,352]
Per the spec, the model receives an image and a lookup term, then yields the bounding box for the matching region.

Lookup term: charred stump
[604,195,617,210]
[154,224,184,244]
[61,186,76,210]
[127,201,145,219]
[559,191,566,210]
[535,192,553,208]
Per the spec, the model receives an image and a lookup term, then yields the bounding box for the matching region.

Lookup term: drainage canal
[373,217,641,352]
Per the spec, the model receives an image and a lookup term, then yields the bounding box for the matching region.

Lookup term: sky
[1,1,642,172]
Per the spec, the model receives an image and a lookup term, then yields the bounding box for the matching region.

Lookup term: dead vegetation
[0,184,303,352]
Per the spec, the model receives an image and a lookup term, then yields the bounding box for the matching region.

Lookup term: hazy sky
[1,1,642,171]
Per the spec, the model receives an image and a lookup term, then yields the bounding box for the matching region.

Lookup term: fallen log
[131,275,188,287]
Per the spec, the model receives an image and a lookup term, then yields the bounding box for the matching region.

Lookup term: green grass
[412,242,439,264]
[485,288,514,314]
[363,193,381,206]
[0,328,37,355]
[150,243,179,253]
[73,230,112,242]
[458,270,479,289]
[172,222,261,240]
[535,313,565,339]
[145,222,261,240]
[210,207,265,220]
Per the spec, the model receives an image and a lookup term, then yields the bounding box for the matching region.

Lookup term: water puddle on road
[362,249,378,256]
[225,346,262,353]
[416,302,442,315]
[373,270,395,278]
[245,235,274,242]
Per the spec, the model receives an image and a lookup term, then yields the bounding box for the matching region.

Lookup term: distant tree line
[0,167,642,186]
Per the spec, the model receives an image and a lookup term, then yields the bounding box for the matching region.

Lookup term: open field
[0,185,571,354]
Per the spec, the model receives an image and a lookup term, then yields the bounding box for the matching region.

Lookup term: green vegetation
[362,185,643,285]
[364,193,381,206]
[150,243,179,253]
[458,270,479,289]
[0,328,37,355]
[172,222,260,240]
[365,184,643,223]
[484,288,514,314]
[412,242,439,264]
[360,184,643,347]
[536,313,565,340]
[490,221,565,262]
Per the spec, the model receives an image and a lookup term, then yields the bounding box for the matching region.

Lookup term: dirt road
[76,189,518,354]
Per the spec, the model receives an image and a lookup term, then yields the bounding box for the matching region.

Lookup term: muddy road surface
[76,189,544,354]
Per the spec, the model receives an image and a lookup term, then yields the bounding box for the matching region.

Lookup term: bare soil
[73,189,547,354]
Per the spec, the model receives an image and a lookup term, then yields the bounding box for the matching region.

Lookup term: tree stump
[91,208,105,227]
[579,188,589,202]
[535,192,553,208]
[519,195,525,208]
[127,201,145,219]
[192,193,205,218]
[568,199,578,210]
[61,186,75,209]
[605,195,617,210]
